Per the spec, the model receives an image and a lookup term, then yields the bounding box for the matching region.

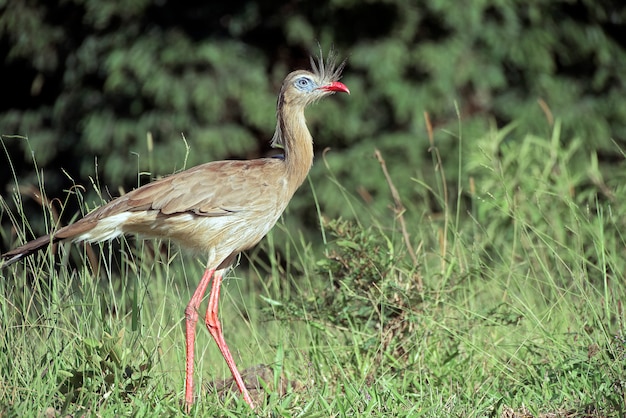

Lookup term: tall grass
[1,120,625,417]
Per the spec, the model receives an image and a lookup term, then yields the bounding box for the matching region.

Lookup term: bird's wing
[125,159,280,216]
[54,159,281,240]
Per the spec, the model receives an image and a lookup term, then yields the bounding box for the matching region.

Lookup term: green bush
[1,0,624,252]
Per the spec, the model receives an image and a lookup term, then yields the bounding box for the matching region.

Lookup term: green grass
[1,120,625,417]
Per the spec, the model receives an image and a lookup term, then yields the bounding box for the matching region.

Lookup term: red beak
[319,81,350,94]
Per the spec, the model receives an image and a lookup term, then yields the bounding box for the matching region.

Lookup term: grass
[1,119,625,417]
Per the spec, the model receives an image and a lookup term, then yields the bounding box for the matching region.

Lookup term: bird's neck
[273,100,314,192]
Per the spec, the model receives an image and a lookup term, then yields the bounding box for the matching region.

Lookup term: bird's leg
[204,269,256,409]
[184,267,215,411]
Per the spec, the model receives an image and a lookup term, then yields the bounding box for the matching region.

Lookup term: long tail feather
[1,234,59,267]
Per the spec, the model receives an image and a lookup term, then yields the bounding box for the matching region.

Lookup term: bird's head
[271,50,349,149]
[279,51,350,108]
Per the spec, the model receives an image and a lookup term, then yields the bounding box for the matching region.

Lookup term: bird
[1,51,349,410]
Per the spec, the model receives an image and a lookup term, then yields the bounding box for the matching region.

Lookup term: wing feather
[93,158,283,218]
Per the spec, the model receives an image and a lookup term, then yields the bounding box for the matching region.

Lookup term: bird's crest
[309,47,347,84]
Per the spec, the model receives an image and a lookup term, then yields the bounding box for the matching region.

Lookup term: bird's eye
[295,77,314,91]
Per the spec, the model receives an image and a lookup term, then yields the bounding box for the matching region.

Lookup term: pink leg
[205,269,256,409]
[184,267,215,411]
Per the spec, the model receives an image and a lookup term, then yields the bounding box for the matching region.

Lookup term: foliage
[268,218,422,360]
[2,0,626,415]
[1,0,626,252]
[261,120,626,416]
[2,120,626,415]
[57,331,152,405]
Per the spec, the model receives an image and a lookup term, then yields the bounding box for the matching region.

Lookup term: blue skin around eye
[295,77,317,92]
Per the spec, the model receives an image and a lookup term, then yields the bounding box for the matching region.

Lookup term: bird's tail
[1,234,60,268]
